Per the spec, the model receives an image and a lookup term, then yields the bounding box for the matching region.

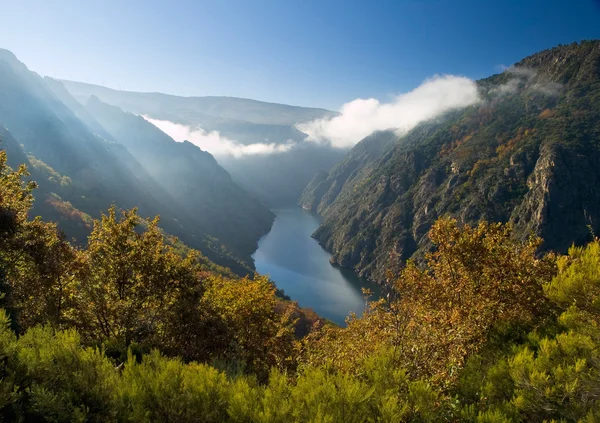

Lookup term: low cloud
[491,66,562,97]
[495,78,522,95]
[296,75,481,148]
[532,82,563,96]
[491,66,536,96]
[506,66,536,79]
[142,117,293,158]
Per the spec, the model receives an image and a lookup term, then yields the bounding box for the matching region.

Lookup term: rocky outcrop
[512,142,600,252]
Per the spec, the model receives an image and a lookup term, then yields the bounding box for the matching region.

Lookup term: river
[252,207,379,325]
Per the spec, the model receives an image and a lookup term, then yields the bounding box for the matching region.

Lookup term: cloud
[491,66,562,97]
[495,78,522,95]
[491,66,536,96]
[532,82,563,96]
[142,116,293,158]
[296,74,481,148]
[506,66,537,79]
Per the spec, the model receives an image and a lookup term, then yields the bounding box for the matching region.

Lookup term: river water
[252,207,379,325]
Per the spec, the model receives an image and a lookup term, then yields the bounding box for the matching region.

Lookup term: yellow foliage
[303,218,556,384]
[204,275,297,374]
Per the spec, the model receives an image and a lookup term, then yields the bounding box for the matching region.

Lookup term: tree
[545,240,600,341]
[304,218,556,383]
[458,240,600,422]
[75,207,201,350]
[0,151,78,330]
[202,275,297,376]
[392,218,556,380]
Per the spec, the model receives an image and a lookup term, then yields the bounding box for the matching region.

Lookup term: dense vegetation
[1,147,600,422]
[0,149,297,371]
[300,40,600,282]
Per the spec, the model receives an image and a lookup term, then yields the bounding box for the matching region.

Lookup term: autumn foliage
[304,219,555,382]
[1,149,600,422]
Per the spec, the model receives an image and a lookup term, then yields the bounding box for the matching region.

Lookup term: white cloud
[532,82,563,96]
[142,116,293,158]
[493,66,536,95]
[491,66,562,97]
[296,75,481,148]
[506,66,536,79]
[495,78,522,95]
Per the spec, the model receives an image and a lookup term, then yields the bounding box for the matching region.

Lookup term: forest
[1,145,600,422]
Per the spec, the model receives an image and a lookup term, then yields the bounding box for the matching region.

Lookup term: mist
[493,66,563,97]
[143,116,294,158]
[297,75,481,148]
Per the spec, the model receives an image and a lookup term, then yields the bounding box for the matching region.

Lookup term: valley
[1,8,600,416]
[252,207,379,325]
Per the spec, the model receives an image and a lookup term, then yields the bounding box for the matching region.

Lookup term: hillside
[0,49,159,216]
[0,49,273,274]
[60,79,343,206]
[3,144,600,421]
[82,95,274,259]
[301,40,600,282]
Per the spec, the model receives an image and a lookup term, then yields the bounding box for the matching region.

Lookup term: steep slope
[0,49,269,274]
[303,40,600,282]
[298,130,398,213]
[82,95,274,259]
[60,79,342,206]
[0,124,29,169]
[43,77,119,143]
[0,49,161,218]
[0,123,97,240]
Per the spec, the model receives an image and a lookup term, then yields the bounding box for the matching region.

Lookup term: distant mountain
[0,49,274,274]
[300,40,600,282]
[60,80,336,126]
[219,144,348,206]
[60,79,342,206]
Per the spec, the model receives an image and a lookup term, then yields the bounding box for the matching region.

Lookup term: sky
[2,0,600,110]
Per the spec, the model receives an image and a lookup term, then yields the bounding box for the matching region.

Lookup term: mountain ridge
[0,49,274,274]
[59,79,336,126]
[300,40,600,282]
[59,78,344,207]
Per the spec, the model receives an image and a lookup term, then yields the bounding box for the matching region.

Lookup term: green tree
[202,275,297,376]
[0,151,79,330]
[75,207,201,351]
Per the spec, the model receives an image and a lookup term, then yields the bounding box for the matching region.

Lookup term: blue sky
[2,0,600,110]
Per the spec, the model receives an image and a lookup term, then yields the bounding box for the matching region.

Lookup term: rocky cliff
[301,41,600,282]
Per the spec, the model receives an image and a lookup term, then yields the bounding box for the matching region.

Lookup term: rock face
[300,41,600,282]
[298,130,398,213]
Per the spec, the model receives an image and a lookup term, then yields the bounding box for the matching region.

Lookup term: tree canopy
[1,148,600,422]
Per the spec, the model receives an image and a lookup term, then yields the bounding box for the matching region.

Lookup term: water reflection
[252,207,379,325]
